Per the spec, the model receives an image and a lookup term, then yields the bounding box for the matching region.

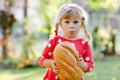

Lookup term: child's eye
[74,21,79,24]
[65,21,69,23]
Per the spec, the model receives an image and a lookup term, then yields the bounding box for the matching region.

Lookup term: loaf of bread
[54,42,82,80]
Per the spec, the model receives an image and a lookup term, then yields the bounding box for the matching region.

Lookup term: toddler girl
[38,3,94,80]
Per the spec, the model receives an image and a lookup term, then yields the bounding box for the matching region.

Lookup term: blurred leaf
[36,0,69,37]
[112,77,116,80]
[88,0,120,13]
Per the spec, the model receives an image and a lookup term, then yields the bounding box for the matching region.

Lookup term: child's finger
[78,57,83,61]
[53,66,59,73]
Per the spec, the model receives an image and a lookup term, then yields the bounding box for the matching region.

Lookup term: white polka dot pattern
[85,57,90,61]
[46,78,48,80]
[40,56,44,60]
[48,43,51,47]
[82,40,85,44]
[48,52,52,56]
[58,39,62,43]
[89,67,93,71]
[55,75,58,79]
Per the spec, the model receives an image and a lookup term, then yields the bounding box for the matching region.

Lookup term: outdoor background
[0,0,120,80]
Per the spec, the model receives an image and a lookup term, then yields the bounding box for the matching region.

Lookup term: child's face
[60,18,82,39]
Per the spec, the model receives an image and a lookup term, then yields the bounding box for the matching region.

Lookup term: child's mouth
[69,29,75,32]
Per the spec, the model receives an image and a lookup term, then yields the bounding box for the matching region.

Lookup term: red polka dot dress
[38,35,94,80]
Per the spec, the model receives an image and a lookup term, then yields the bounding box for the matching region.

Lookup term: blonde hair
[54,3,91,42]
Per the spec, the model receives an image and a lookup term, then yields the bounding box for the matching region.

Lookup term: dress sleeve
[83,42,94,72]
[38,36,57,67]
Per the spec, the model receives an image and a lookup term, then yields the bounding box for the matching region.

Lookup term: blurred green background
[0,0,120,80]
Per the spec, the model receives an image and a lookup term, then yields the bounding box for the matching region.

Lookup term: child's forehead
[61,14,81,21]
[62,18,80,21]
[61,10,82,20]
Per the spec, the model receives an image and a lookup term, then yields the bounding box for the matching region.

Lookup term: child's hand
[51,60,59,73]
[78,56,85,67]
[78,56,88,72]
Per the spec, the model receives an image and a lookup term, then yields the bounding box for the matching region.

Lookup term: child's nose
[69,23,75,28]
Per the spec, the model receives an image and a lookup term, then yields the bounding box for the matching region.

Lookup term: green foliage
[92,26,117,56]
[16,33,38,69]
[0,32,38,69]
[88,0,120,13]
[0,67,47,80]
[92,26,101,49]
[84,57,120,80]
[36,0,69,37]
[0,11,8,27]
[10,18,39,68]
[0,58,120,80]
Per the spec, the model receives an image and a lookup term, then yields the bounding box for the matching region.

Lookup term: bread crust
[54,42,82,80]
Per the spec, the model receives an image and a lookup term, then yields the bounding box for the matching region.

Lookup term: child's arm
[80,42,94,73]
[38,36,59,73]
[78,56,88,72]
